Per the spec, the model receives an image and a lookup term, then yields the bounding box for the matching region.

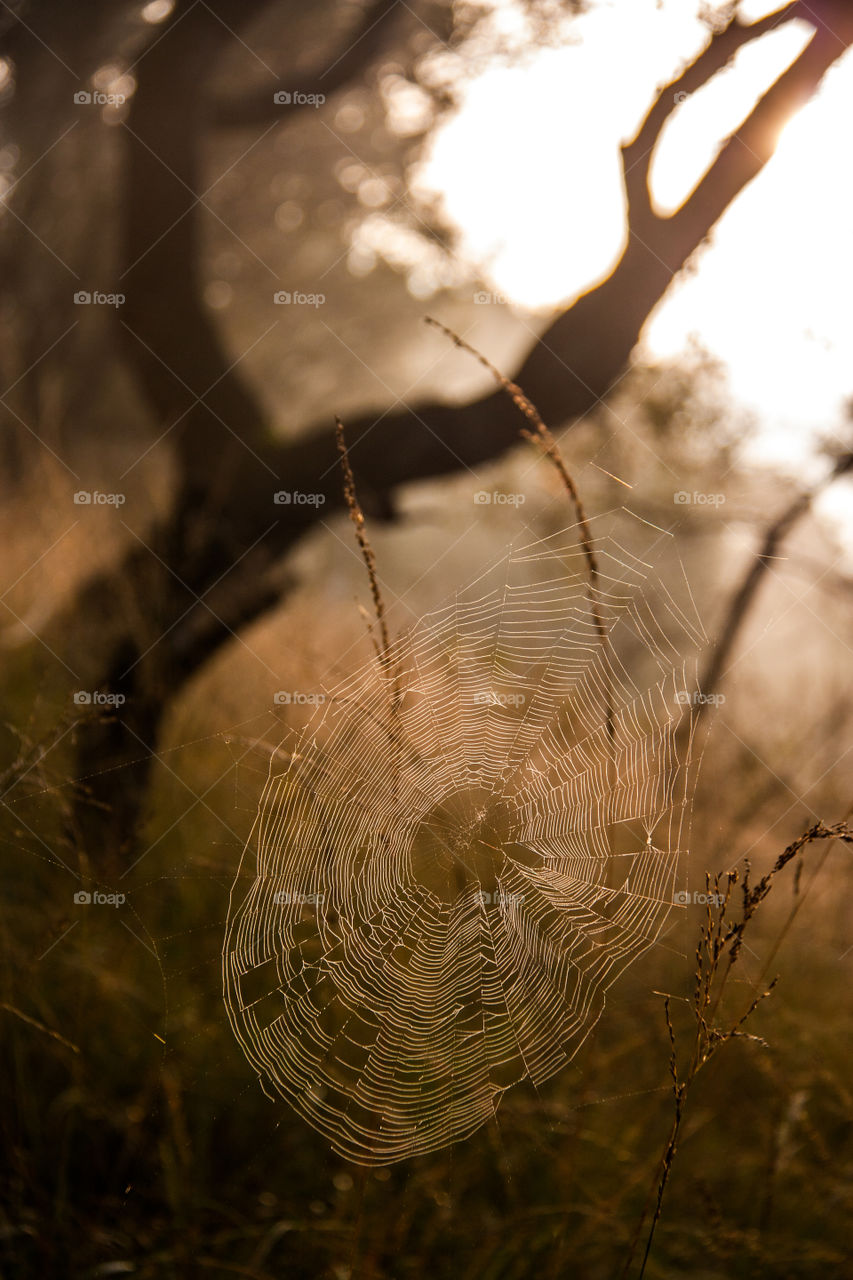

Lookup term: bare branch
[621,2,803,225]
[697,450,853,710]
[669,7,853,259]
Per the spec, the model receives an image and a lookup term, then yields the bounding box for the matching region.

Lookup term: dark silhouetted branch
[697,449,853,712]
[621,2,803,225]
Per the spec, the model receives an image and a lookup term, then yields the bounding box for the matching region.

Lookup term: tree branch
[696,449,853,710]
[621,2,804,229]
[669,5,853,260]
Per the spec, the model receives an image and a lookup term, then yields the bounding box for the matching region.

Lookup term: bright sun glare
[402,0,853,529]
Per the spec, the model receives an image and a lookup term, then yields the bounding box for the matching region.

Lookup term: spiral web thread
[223,526,703,1165]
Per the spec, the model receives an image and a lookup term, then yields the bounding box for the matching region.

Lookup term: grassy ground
[2,707,852,1280]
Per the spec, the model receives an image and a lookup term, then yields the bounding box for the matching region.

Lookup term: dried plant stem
[335,415,391,673]
[629,819,853,1279]
[423,314,618,834]
[423,319,608,646]
[752,802,853,990]
[335,415,407,811]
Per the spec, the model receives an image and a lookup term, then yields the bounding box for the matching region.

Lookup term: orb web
[223,527,702,1165]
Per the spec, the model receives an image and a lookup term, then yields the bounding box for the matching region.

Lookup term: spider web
[223,525,703,1165]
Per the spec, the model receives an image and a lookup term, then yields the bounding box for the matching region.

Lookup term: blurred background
[1,0,852,1276]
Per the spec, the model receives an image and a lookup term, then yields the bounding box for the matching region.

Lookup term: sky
[64,0,853,544]
[369,0,853,544]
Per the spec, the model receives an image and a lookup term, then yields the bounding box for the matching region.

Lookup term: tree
[2,0,852,860]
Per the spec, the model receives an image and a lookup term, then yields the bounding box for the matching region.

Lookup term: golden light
[141,0,174,24]
[397,0,853,533]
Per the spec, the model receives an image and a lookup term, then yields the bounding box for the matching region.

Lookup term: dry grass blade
[0,1001,81,1055]
[424,316,617,789]
[423,318,606,638]
[335,415,392,673]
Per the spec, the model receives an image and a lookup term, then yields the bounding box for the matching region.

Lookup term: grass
[2,776,853,1277]
[2,369,852,1278]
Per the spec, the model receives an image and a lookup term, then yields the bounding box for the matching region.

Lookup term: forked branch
[621,2,803,222]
